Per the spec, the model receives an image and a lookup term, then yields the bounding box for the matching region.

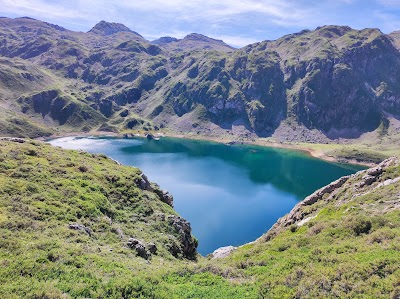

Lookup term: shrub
[78,165,88,172]
[346,216,372,236]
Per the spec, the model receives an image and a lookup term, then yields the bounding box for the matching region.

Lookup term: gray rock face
[136,173,174,207]
[167,215,198,259]
[302,176,350,206]
[357,164,386,187]
[127,238,151,259]
[212,246,237,259]
[155,189,174,207]
[367,166,383,176]
[138,173,151,190]
[274,175,350,227]
[362,175,378,186]
[270,157,398,232]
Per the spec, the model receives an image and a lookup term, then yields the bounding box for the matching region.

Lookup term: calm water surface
[49,136,364,255]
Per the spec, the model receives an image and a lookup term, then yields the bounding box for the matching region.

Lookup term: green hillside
[0,138,399,298]
[0,138,197,298]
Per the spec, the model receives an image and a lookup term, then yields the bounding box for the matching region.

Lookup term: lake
[48,136,365,255]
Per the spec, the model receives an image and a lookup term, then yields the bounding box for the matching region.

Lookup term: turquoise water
[49,136,364,255]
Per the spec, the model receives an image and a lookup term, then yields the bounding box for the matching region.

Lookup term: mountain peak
[181,33,234,50]
[88,20,143,37]
[183,33,224,44]
[151,36,178,45]
[314,25,353,37]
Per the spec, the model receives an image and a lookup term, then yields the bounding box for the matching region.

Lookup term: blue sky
[1,0,400,47]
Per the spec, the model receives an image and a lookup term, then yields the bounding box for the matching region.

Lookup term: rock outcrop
[127,238,151,259]
[211,246,237,259]
[136,173,174,207]
[167,215,198,259]
[267,157,399,239]
[1,18,400,141]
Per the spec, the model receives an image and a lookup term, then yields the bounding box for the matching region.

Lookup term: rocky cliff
[1,18,400,143]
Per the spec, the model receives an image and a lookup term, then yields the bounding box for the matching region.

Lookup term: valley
[48,136,364,254]
[0,15,399,299]
[0,17,400,164]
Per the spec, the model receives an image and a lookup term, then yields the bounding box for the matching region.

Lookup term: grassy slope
[0,139,197,299]
[0,139,399,298]
[161,158,400,298]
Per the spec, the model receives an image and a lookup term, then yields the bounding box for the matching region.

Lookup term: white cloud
[1,0,398,44]
[0,0,311,28]
[114,0,310,26]
[208,35,260,48]
[377,0,400,6]
[374,10,400,32]
[0,0,318,45]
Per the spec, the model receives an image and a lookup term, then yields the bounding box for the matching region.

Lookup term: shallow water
[49,136,365,255]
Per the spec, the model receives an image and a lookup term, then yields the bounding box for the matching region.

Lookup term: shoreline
[39,129,374,257]
[41,130,375,167]
[164,133,375,167]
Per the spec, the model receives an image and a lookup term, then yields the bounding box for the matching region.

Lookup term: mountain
[0,138,399,298]
[88,20,143,38]
[1,17,399,299]
[160,33,235,53]
[151,36,179,45]
[0,18,400,160]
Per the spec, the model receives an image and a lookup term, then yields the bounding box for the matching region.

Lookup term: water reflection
[49,136,364,254]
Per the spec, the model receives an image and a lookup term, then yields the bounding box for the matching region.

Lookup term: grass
[0,139,399,298]
[1,20,400,297]
[0,110,54,138]
[0,139,197,298]
[174,158,400,298]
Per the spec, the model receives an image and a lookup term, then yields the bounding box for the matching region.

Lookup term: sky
[1,0,400,47]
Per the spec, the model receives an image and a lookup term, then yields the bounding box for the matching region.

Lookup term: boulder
[367,166,383,176]
[0,137,26,143]
[135,243,150,259]
[146,133,155,140]
[212,246,237,259]
[127,238,151,259]
[138,173,151,190]
[167,239,182,258]
[156,189,174,206]
[362,175,377,186]
[148,243,157,254]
